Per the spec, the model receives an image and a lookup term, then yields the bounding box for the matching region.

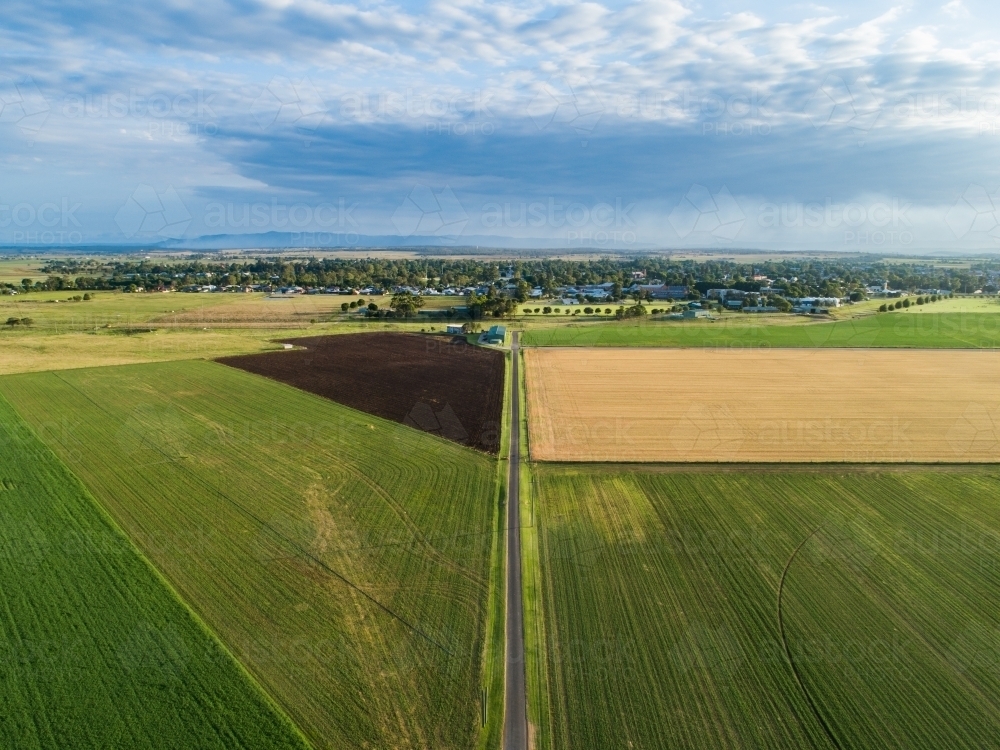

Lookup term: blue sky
[3,0,1000,252]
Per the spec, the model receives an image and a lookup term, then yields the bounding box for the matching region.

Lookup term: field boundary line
[777,524,842,750]
[527,461,1000,471]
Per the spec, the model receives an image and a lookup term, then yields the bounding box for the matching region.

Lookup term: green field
[527,465,1000,749]
[0,393,307,749]
[521,310,1000,348]
[0,361,501,749]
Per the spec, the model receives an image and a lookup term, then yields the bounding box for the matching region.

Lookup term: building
[793,296,841,308]
[484,325,506,344]
[682,309,712,319]
[707,288,746,301]
[446,324,464,334]
[635,284,688,300]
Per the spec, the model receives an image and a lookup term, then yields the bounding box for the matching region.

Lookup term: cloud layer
[3,0,1000,252]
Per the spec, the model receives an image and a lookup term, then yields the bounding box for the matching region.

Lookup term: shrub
[341,302,349,311]
[368,302,378,311]
[916,296,924,305]
[604,308,612,314]
[895,301,903,309]
[357,298,366,307]
[879,303,887,312]
[543,306,552,314]
[903,298,911,308]
[553,307,560,313]
[349,301,357,309]
[584,307,594,314]
[83,293,91,300]
[534,307,540,313]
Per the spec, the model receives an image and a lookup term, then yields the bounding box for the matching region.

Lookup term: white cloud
[942,0,970,19]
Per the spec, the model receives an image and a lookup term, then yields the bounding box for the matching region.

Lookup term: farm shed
[484,325,506,344]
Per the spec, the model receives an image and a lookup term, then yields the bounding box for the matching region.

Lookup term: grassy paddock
[531,464,1000,749]
[0,361,500,750]
[0,393,308,749]
[0,289,469,374]
[521,308,1000,348]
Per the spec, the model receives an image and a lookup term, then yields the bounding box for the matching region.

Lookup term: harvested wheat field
[525,347,1000,462]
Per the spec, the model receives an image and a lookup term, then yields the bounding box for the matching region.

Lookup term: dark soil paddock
[218,332,505,452]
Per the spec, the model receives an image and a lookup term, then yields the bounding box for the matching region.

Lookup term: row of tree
[6,255,999,299]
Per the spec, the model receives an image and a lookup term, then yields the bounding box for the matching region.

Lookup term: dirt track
[219,333,505,452]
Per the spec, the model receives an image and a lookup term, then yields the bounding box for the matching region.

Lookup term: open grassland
[528,465,1000,750]
[0,394,307,749]
[0,258,47,284]
[0,361,501,750]
[525,347,1000,463]
[1,289,248,330]
[0,291,465,374]
[521,307,1000,349]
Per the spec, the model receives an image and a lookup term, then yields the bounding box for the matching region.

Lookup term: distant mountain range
[0,231,660,253]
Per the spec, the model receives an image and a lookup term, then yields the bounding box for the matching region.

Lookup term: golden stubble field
[524,347,1000,462]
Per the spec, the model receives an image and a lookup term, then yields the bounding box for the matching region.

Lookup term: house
[446,324,464,335]
[484,325,506,345]
[682,309,712,319]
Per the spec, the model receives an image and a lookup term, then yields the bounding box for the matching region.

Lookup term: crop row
[0,361,500,749]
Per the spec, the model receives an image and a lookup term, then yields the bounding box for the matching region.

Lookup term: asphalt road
[504,331,528,750]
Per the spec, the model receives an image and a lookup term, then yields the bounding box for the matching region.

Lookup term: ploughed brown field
[525,347,1000,462]
[219,332,505,452]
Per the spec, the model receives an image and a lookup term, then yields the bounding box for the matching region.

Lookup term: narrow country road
[504,331,528,750]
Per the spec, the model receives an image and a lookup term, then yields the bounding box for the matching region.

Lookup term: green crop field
[0,393,307,749]
[526,465,1000,750]
[0,361,501,749]
[521,311,1000,348]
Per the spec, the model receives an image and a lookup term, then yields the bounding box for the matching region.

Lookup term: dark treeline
[5,255,999,297]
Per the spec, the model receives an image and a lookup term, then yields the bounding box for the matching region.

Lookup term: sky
[3,0,1000,253]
